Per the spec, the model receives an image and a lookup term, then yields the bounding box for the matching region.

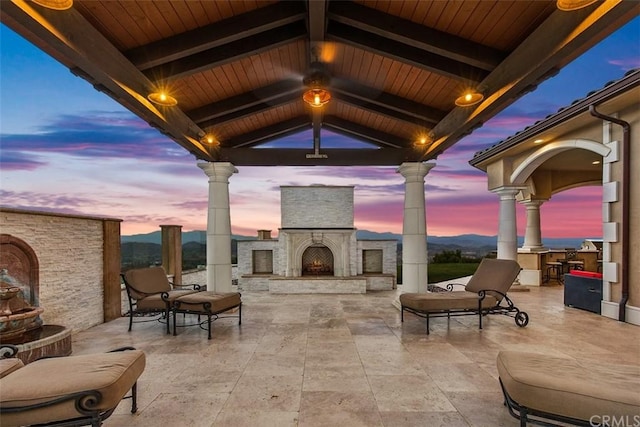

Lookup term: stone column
[161,224,182,285]
[520,199,545,251]
[198,162,238,292]
[397,162,436,294]
[493,187,521,261]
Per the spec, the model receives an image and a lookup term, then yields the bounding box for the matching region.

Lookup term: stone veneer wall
[356,240,397,276]
[281,185,353,228]
[0,209,118,332]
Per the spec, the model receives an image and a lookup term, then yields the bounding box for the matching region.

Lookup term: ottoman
[173,292,242,339]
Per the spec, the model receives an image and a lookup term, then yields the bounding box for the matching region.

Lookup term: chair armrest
[170,283,202,291]
[0,344,19,359]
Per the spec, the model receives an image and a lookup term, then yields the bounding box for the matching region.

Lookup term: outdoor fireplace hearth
[302,246,334,276]
[237,185,397,292]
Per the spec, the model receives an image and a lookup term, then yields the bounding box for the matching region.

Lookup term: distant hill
[122,230,254,245]
[122,230,592,254]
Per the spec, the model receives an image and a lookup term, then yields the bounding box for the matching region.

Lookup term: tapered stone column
[521,199,546,251]
[398,162,436,294]
[198,162,238,292]
[493,187,522,261]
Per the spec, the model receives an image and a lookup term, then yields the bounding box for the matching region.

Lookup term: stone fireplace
[237,185,397,293]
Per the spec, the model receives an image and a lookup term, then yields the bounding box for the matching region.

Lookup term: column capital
[397,162,436,181]
[491,186,526,200]
[520,199,546,209]
[198,162,238,182]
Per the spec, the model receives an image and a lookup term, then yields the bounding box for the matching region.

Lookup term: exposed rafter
[327,2,504,72]
[215,147,411,166]
[221,116,311,149]
[327,21,489,84]
[142,21,307,81]
[331,77,446,125]
[126,2,307,70]
[323,116,406,149]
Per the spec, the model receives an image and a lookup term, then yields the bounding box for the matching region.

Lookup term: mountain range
[122,229,591,251]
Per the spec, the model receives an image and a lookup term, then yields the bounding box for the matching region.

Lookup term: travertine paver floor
[70,282,640,427]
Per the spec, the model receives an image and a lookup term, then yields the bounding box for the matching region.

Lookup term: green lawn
[428,263,480,283]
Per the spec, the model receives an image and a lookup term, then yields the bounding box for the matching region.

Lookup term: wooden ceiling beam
[215,148,412,166]
[327,21,488,83]
[331,77,446,125]
[187,79,302,123]
[333,92,433,129]
[142,21,307,81]
[197,92,301,129]
[424,1,640,160]
[328,2,503,72]
[221,116,311,149]
[323,116,407,149]
[126,2,306,70]
[307,0,327,54]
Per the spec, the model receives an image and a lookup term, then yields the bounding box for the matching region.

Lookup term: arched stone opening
[302,245,334,276]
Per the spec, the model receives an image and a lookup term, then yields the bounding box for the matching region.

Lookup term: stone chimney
[257,230,272,240]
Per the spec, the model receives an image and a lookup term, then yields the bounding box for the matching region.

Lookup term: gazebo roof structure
[2,0,637,166]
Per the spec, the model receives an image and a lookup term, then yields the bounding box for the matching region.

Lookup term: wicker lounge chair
[400,258,529,334]
[121,266,201,333]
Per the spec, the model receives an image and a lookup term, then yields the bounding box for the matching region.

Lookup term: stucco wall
[0,209,109,332]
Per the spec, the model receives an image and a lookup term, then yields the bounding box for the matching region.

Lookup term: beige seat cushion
[0,358,24,379]
[175,292,241,313]
[0,349,145,427]
[136,289,200,311]
[400,291,498,311]
[497,350,640,420]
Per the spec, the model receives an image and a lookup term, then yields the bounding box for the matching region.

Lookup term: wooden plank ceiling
[2,0,638,166]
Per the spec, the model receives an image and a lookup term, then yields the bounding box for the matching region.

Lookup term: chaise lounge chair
[497,350,640,426]
[121,266,202,334]
[0,344,145,427]
[400,258,529,334]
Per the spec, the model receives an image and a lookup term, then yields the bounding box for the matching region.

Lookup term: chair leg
[207,313,212,340]
[128,312,133,332]
[131,382,138,413]
[426,312,430,335]
[238,304,242,325]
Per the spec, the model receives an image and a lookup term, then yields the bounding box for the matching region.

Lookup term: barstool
[545,261,563,283]
[565,250,584,271]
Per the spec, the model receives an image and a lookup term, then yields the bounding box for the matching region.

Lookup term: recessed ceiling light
[534,139,544,144]
[592,160,601,165]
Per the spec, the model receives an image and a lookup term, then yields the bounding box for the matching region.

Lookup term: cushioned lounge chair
[497,350,640,426]
[400,258,529,334]
[121,266,201,333]
[0,344,145,427]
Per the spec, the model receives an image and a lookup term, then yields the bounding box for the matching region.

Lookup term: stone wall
[357,240,397,276]
[0,208,118,332]
[281,185,354,228]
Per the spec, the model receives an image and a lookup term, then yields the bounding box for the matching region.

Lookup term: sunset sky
[1,16,638,239]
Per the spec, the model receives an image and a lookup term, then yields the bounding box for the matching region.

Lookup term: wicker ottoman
[172,291,242,339]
